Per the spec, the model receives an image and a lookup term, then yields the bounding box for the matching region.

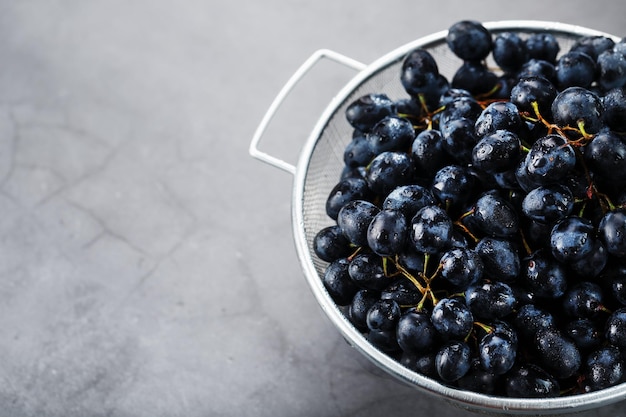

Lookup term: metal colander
[250,20,624,415]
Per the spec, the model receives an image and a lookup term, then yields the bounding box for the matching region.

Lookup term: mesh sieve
[256,21,625,415]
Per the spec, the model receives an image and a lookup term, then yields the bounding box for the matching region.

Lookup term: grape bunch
[313,20,626,398]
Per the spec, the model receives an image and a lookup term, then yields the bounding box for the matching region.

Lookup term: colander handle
[249,49,367,175]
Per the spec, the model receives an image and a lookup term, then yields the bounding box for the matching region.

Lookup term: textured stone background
[0,1,624,416]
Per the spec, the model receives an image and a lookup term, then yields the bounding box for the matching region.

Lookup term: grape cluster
[314,20,626,398]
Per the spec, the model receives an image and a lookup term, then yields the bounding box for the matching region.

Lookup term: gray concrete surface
[0,1,624,416]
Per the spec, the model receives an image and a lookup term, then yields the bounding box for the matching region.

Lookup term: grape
[348,253,388,291]
[337,200,380,246]
[599,210,626,256]
[366,115,416,154]
[430,297,473,340]
[471,191,519,238]
[550,216,596,263]
[465,279,517,320]
[348,289,381,332]
[446,20,492,61]
[366,298,402,332]
[382,184,435,220]
[493,32,529,73]
[597,49,626,91]
[584,346,624,391]
[479,331,517,375]
[366,151,416,196]
[396,308,438,354]
[326,177,372,220]
[431,164,475,208]
[534,327,581,379]
[522,249,567,299]
[555,50,596,89]
[367,209,408,256]
[323,258,360,306]
[439,247,483,288]
[345,93,396,132]
[505,364,560,398]
[521,184,574,223]
[472,129,521,173]
[523,134,576,184]
[411,129,452,178]
[410,205,453,254]
[525,32,560,63]
[551,87,604,135]
[435,340,472,382]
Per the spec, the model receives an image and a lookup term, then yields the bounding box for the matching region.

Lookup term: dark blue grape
[521,184,574,224]
[605,307,626,348]
[479,331,517,375]
[348,253,388,291]
[431,164,476,208]
[344,132,376,168]
[396,308,438,354]
[337,199,380,247]
[522,249,567,299]
[493,32,529,73]
[474,237,521,283]
[563,281,608,319]
[323,258,360,306]
[380,279,422,306]
[505,364,560,398]
[472,129,521,174]
[570,35,615,61]
[510,76,558,120]
[514,304,556,340]
[472,191,519,238]
[430,297,474,340]
[348,289,380,332]
[411,129,453,178]
[452,61,499,96]
[523,134,577,184]
[366,298,402,332]
[439,95,482,125]
[410,205,453,254]
[366,151,416,197]
[446,20,492,61]
[584,130,626,183]
[602,87,626,131]
[550,216,595,263]
[555,50,596,89]
[367,209,408,257]
[400,351,437,377]
[400,48,440,97]
[313,225,352,262]
[457,358,500,395]
[597,49,626,91]
[345,93,396,132]
[475,101,527,139]
[367,329,400,353]
[599,209,626,257]
[383,184,435,220]
[325,176,372,220]
[565,318,603,353]
[517,59,556,81]
[534,327,581,379]
[465,279,517,320]
[551,87,604,135]
[571,239,608,279]
[440,117,479,165]
[366,115,416,154]
[439,247,483,288]
[584,346,624,391]
[525,32,560,63]
[435,340,472,382]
